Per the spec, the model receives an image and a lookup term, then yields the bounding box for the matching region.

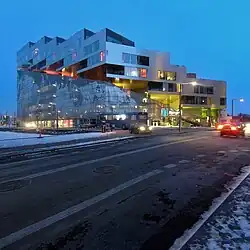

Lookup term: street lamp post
[232,98,244,117]
[178,84,183,133]
[56,110,60,130]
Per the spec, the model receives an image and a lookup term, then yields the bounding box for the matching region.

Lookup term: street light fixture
[232,98,244,117]
[178,81,198,132]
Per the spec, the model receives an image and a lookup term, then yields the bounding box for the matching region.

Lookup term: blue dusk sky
[0,0,249,115]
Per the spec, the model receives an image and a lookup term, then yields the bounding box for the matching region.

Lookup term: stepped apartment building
[17,28,226,128]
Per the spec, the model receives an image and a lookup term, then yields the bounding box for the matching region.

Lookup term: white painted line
[217,151,226,154]
[196,154,205,158]
[178,160,190,164]
[0,169,163,248]
[0,137,206,184]
[170,165,250,250]
[163,164,177,169]
[242,149,250,152]
[229,149,239,153]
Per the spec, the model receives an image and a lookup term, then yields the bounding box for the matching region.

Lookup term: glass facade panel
[17,70,143,123]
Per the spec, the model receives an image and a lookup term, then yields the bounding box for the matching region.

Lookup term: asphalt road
[0,130,250,250]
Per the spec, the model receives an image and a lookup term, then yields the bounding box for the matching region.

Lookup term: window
[194,85,199,93]
[100,51,105,62]
[84,44,92,56]
[131,54,137,64]
[181,96,195,104]
[181,96,207,105]
[107,35,122,45]
[106,64,125,75]
[157,70,165,80]
[87,53,100,67]
[122,53,149,65]
[194,85,214,94]
[220,98,226,106]
[157,71,177,81]
[168,83,177,92]
[137,56,149,66]
[139,68,147,78]
[207,87,214,94]
[83,41,99,57]
[92,40,100,52]
[165,71,177,81]
[200,86,206,94]
[148,81,163,91]
[122,53,130,63]
[125,67,138,77]
[124,67,147,78]
[75,59,87,71]
[199,96,207,105]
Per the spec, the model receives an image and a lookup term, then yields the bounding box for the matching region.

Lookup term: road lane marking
[0,136,206,184]
[196,154,205,158]
[242,149,250,152]
[163,164,177,169]
[178,160,190,164]
[216,151,226,155]
[170,165,250,250]
[0,169,163,248]
[229,149,238,153]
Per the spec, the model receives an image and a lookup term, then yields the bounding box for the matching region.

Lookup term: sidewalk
[171,167,250,250]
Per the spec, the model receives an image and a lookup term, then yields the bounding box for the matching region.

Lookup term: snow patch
[170,165,250,250]
[0,131,111,148]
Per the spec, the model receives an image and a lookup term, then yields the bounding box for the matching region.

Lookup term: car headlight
[139,126,146,131]
[217,124,223,130]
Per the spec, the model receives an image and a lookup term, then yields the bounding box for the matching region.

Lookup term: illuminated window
[165,71,176,81]
[139,68,147,78]
[125,67,138,77]
[72,52,77,60]
[157,70,165,79]
[100,51,105,61]
[157,71,177,81]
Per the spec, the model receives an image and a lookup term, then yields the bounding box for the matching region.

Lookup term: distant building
[17,28,226,127]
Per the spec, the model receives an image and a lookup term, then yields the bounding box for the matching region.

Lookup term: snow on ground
[0,131,50,140]
[188,174,250,250]
[0,131,107,148]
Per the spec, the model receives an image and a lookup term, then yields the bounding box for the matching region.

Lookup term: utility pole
[232,99,234,117]
[178,84,182,132]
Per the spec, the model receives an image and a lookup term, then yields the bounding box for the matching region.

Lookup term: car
[220,123,245,137]
[129,124,153,134]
